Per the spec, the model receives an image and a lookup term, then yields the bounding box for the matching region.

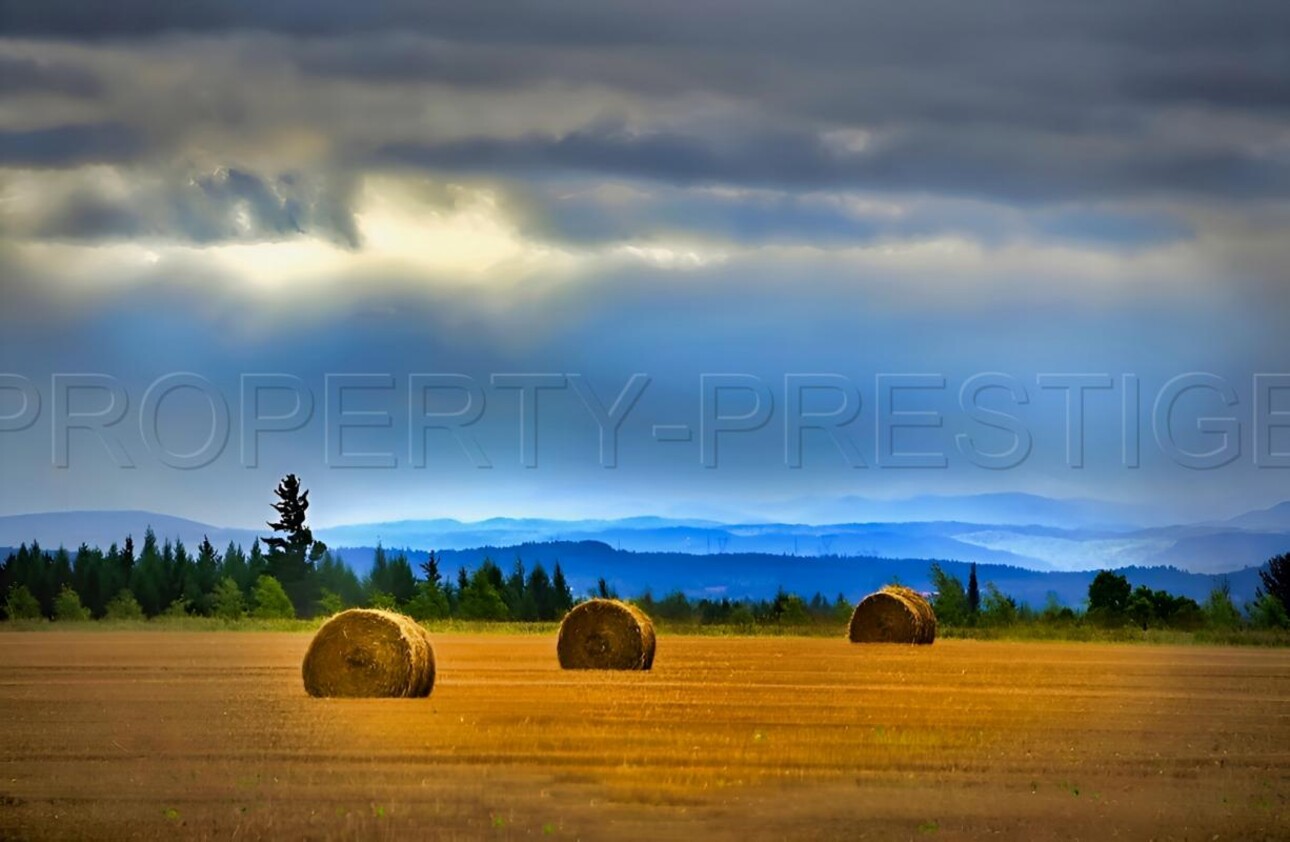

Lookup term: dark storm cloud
[4,0,1285,55]
[29,168,362,248]
[0,122,143,166]
[0,56,102,98]
[5,1,1288,209]
[508,182,1190,250]
[375,123,1290,203]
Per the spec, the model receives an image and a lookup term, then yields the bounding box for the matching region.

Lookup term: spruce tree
[552,562,574,615]
[419,551,441,588]
[967,562,981,617]
[262,474,326,616]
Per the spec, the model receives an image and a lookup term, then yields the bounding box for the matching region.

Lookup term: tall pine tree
[262,474,326,616]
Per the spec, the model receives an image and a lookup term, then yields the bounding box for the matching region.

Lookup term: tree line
[0,536,581,623]
[6,539,1288,633]
[928,560,1290,632]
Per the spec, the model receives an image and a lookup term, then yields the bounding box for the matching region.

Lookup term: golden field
[0,632,1286,840]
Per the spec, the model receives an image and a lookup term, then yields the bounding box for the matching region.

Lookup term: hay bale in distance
[848,586,937,644]
[302,608,436,697]
[557,599,656,670]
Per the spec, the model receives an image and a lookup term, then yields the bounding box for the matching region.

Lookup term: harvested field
[0,632,1286,840]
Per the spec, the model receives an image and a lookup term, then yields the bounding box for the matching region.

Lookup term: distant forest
[4,533,1289,635]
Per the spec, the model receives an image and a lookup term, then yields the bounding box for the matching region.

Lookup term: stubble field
[0,632,1286,840]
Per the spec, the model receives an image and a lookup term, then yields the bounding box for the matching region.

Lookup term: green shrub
[53,586,90,622]
[1249,592,1290,630]
[4,585,43,621]
[1204,582,1242,629]
[104,589,144,621]
[211,577,245,620]
[316,588,344,617]
[251,575,295,619]
[366,591,398,611]
[405,583,450,620]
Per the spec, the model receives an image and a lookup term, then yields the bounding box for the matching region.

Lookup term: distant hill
[1223,501,1290,532]
[2,516,1270,609]
[2,505,1287,577]
[412,541,1267,609]
[776,492,1165,530]
[0,511,262,552]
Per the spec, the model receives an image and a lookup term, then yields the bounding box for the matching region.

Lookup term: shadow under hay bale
[848,586,937,644]
[557,599,656,670]
[302,608,436,697]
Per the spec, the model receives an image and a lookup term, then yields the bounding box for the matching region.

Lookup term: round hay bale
[848,586,937,644]
[302,608,436,697]
[557,599,656,670]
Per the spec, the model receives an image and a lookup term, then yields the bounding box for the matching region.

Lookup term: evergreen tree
[526,563,555,620]
[131,529,167,616]
[370,543,389,590]
[262,474,326,616]
[188,536,221,615]
[551,563,574,616]
[504,559,537,619]
[406,580,451,620]
[832,593,854,623]
[656,590,693,621]
[967,562,980,616]
[365,544,415,605]
[52,545,73,584]
[101,544,127,617]
[245,541,267,594]
[73,544,108,618]
[222,542,249,593]
[419,551,441,588]
[388,552,417,604]
[315,551,364,610]
[169,539,192,610]
[457,566,510,620]
[482,559,505,593]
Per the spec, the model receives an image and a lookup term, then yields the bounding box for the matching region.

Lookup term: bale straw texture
[302,609,436,697]
[848,586,937,644]
[557,599,656,670]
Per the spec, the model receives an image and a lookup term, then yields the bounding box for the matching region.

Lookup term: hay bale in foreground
[302,609,436,697]
[848,586,937,644]
[557,599,656,670]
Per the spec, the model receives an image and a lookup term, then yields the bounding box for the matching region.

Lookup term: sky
[1,1,1288,528]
